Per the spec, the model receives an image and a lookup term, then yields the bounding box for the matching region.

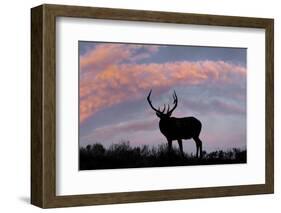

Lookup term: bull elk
[147,90,203,158]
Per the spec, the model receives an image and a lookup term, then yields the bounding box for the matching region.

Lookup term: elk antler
[162,104,166,113]
[147,90,178,116]
[167,90,178,115]
[147,90,161,113]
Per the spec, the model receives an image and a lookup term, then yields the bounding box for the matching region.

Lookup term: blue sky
[79,41,246,65]
[79,42,247,153]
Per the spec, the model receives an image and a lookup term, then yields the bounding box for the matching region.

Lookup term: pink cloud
[202,131,246,151]
[79,59,246,123]
[180,99,245,116]
[81,118,158,143]
[80,44,160,72]
[210,99,245,114]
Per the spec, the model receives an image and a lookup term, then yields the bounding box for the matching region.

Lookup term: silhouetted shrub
[79,142,247,170]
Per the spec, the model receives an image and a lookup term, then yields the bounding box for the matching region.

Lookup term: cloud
[79,44,247,152]
[79,59,246,123]
[180,98,246,116]
[80,113,246,150]
[80,43,159,72]
[81,118,158,144]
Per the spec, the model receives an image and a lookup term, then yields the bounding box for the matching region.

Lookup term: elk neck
[158,117,173,133]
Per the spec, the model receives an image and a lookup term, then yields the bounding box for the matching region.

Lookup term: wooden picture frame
[31,4,274,208]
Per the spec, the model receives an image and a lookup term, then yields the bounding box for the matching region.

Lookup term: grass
[79,141,246,170]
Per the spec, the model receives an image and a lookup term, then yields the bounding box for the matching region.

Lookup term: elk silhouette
[147,90,203,158]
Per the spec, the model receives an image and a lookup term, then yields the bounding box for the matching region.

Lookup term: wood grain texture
[31,5,43,207]
[31,4,274,208]
[265,20,274,193]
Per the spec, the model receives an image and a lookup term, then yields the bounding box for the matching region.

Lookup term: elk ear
[156,112,162,118]
[167,111,173,117]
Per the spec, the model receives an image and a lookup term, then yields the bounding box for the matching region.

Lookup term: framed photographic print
[31,4,274,208]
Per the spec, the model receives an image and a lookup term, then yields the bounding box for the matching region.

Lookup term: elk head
[147,90,178,119]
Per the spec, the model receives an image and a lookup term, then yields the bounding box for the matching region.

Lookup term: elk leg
[193,137,202,158]
[177,139,184,156]
[198,138,203,158]
[167,140,172,153]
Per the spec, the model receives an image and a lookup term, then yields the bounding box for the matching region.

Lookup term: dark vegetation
[79,141,246,170]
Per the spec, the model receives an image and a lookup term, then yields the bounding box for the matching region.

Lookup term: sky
[79,41,247,153]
